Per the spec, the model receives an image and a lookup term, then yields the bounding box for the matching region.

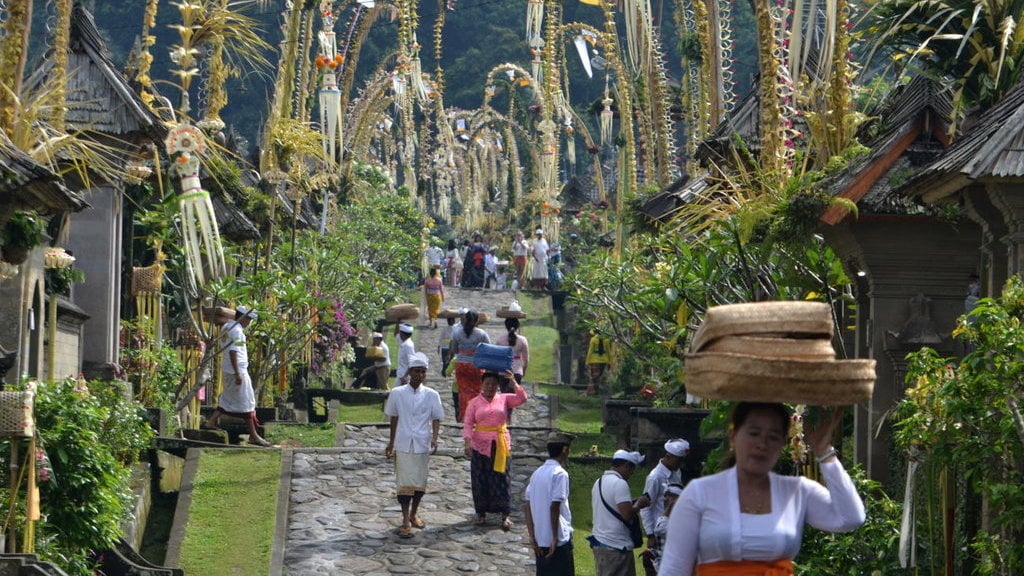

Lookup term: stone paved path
[278,287,557,576]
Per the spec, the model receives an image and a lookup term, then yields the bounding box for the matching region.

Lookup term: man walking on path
[395,323,416,388]
[590,450,651,576]
[203,306,272,447]
[384,352,444,538]
[525,432,576,576]
[640,439,689,558]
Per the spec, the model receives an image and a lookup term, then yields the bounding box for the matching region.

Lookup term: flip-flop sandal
[473,516,486,526]
[410,518,426,529]
[501,518,513,531]
[397,526,414,538]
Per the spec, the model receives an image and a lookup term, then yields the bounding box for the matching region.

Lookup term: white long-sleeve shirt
[658,461,865,575]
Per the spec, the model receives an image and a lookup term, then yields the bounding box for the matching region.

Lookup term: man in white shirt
[203,306,271,447]
[590,450,651,576]
[394,323,416,388]
[530,229,550,290]
[384,352,444,538]
[641,438,689,548]
[524,432,576,576]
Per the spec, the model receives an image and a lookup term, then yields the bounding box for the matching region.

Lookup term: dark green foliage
[19,378,154,575]
[797,466,905,575]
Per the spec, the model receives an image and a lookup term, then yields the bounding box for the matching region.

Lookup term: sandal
[200,422,222,431]
[248,437,273,447]
[397,526,414,539]
[473,515,486,526]
[410,517,426,529]
[501,518,513,532]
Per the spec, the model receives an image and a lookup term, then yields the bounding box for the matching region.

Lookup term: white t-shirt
[658,461,866,575]
[383,384,444,454]
[395,336,415,386]
[220,321,248,374]
[525,459,573,548]
[425,246,445,267]
[591,470,636,550]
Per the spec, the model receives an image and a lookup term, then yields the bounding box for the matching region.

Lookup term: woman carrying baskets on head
[447,310,490,423]
[658,403,864,576]
[660,301,870,576]
[463,369,527,530]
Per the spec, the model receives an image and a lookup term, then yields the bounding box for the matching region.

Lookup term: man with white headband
[385,352,443,539]
[203,306,272,447]
[641,438,690,541]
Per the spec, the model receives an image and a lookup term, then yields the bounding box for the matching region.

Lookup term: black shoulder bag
[598,476,644,548]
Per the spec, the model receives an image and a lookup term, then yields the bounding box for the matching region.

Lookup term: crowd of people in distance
[424,228,563,292]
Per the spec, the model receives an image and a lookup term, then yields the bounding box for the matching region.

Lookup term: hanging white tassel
[166,125,226,287]
[599,80,614,146]
[899,448,920,568]
[525,0,544,48]
[574,35,593,78]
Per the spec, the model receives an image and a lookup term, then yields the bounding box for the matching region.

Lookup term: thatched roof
[637,172,711,222]
[0,131,88,215]
[907,78,1024,203]
[29,3,165,140]
[820,76,953,223]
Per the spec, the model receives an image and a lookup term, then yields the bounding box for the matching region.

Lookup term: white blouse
[658,461,865,576]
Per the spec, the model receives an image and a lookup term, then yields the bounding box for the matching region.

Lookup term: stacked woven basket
[385,303,420,322]
[684,302,875,405]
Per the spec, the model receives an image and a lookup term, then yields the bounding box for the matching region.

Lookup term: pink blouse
[462,386,528,457]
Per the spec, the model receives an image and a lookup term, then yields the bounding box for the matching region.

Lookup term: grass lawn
[179,450,280,575]
[339,401,385,423]
[524,325,559,384]
[265,422,337,447]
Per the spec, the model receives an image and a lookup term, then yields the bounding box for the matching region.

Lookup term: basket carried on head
[438,308,462,319]
[496,299,527,319]
[684,301,875,405]
[385,303,420,322]
[202,306,236,326]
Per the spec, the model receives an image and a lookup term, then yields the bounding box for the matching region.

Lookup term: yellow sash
[475,424,509,473]
[696,559,794,576]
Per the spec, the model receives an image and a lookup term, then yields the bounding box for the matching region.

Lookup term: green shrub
[797,465,904,575]
[17,378,154,575]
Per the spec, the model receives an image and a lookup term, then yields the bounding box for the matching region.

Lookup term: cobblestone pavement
[280,287,557,575]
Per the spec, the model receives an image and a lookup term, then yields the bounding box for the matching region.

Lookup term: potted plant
[1,210,47,265]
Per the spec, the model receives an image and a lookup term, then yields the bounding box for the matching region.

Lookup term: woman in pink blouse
[463,370,528,530]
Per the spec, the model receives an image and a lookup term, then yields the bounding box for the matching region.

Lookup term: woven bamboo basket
[690,301,833,353]
[496,306,527,319]
[438,308,462,319]
[131,263,165,296]
[701,335,836,360]
[202,306,236,326]
[0,391,34,437]
[385,304,420,322]
[684,352,875,405]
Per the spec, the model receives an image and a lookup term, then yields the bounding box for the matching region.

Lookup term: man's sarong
[395,451,430,496]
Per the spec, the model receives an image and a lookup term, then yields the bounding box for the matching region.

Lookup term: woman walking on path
[463,370,528,529]
[446,239,463,287]
[423,268,445,328]
[447,310,491,422]
[496,316,529,424]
